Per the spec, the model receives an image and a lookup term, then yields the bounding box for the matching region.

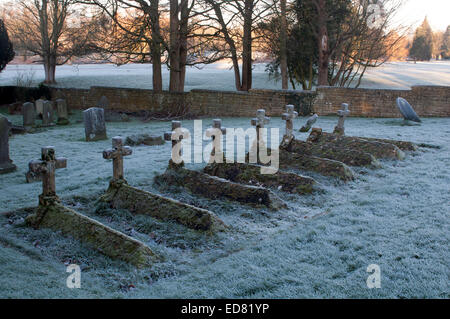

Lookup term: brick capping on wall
[49,85,450,118]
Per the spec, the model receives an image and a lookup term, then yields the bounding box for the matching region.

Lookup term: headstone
[333,103,350,135]
[35,99,45,118]
[103,137,132,181]
[281,105,298,144]
[56,99,69,125]
[28,147,67,199]
[22,102,35,128]
[42,101,54,126]
[250,109,270,163]
[164,121,190,167]
[125,134,164,146]
[299,114,318,132]
[205,119,226,163]
[396,97,421,123]
[83,107,107,141]
[0,116,17,174]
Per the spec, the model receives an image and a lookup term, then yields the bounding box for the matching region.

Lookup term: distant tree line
[409,17,450,61]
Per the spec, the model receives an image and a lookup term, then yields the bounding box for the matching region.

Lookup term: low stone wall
[49,85,450,118]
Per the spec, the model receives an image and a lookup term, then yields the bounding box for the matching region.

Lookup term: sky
[0,0,448,32]
[394,0,449,32]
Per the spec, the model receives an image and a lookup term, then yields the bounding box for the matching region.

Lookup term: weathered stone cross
[281,105,298,143]
[28,147,67,199]
[250,109,270,163]
[103,136,132,181]
[164,121,190,166]
[206,119,226,163]
[334,103,350,135]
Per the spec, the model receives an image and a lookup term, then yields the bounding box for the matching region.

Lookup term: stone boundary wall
[50,85,450,118]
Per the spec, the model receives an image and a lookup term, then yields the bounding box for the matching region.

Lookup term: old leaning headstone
[42,101,54,127]
[83,107,107,141]
[281,105,298,144]
[396,97,421,123]
[300,114,318,133]
[333,103,350,135]
[56,99,70,125]
[0,116,17,174]
[22,102,35,129]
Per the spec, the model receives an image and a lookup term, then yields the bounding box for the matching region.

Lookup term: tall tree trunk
[43,54,56,84]
[150,0,163,92]
[280,0,288,90]
[241,0,253,91]
[169,0,181,92]
[179,0,189,91]
[317,0,329,86]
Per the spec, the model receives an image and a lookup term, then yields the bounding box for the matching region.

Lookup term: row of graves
[1,99,423,267]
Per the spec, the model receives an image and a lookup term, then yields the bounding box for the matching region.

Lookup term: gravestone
[164,121,190,168]
[333,103,350,135]
[25,147,157,267]
[396,97,421,123]
[0,116,17,174]
[35,99,45,118]
[281,105,298,144]
[28,147,67,200]
[22,102,35,128]
[300,114,318,132]
[83,107,107,141]
[250,109,270,163]
[56,99,70,125]
[42,101,54,126]
[125,134,164,146]
[103,137,132,181]
[205,119,226,163]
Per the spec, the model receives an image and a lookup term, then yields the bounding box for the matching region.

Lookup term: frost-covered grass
[1,61,450,90]
[0,110,449,298]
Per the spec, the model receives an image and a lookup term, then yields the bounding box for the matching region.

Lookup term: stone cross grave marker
[35,99,45,118]
[103,137,132,181]
[281,105,298,144]
[250,109,270,162]
[42,101,54,126]
[333,103,350,135]
[28,147,67,199]
[164,121,190,166]
[56,99,69,125]
[22,102,35,128]
[0,116,17,174]
[206,119,226,163]
[83,107,107,141]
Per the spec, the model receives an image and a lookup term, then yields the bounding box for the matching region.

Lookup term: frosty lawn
[2,61,450,90]
[0,110,449,298]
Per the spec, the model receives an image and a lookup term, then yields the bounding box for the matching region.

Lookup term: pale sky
[1,0,449,32]
[395,0,449,32]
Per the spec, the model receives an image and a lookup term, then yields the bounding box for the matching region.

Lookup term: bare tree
[279,0,288,89]
[199,0,275,91]
[7,0,91,84]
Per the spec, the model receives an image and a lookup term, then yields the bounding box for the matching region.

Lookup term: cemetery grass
[0,109,449,298]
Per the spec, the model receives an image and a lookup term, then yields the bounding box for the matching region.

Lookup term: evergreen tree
[440,26,450,59]
[409,17,434,61]
[0,19,15,73]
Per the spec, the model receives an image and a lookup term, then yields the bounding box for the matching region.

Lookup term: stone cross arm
[103,137,132,181]
[282,105,298,121]
[251,109,270,127]
[338,103,350,117]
